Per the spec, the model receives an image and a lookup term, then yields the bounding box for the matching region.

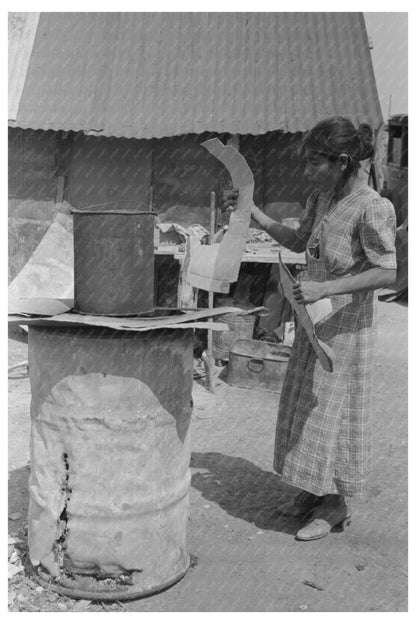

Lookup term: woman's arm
[251,205,307,253]
[223,189,307,253]
[293,267,397,304]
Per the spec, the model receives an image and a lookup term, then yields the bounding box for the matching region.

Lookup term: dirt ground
[8,297,408,612]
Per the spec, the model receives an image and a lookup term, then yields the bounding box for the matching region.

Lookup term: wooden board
[157,243,306,266]
[242,243,305,265]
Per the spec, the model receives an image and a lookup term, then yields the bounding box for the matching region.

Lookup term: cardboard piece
[278,254,334,372]
[187,139,255,293]
[8,211,74,300]
[177,235,199,310]
[7,317,229,332]
[8,297,73,316]
[8,301,266,333]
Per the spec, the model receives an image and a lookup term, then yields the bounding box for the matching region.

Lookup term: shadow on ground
[191,451,304,536]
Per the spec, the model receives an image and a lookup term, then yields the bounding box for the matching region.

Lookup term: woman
[224,117,397,540]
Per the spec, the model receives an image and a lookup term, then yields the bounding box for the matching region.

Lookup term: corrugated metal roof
[9,12,383,137]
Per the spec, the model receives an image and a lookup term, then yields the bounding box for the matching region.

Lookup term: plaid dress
[274,185,397,496]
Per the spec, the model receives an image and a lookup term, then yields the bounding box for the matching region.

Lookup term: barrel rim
[27,559,190,602]
[72,209,157,216]
[71,200,157,216]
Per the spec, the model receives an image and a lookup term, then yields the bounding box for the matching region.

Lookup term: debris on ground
[8,563,24,579]
[193,358,205,379]
[7,529,99,612]
[303,580,325,591]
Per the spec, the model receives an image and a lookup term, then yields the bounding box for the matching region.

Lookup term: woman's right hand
[222,187,239,213]
[222,187,264,227]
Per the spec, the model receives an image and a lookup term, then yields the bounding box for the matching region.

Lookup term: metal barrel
[212,312,256,361]
[72,201,156,316]
[27,325,194,600]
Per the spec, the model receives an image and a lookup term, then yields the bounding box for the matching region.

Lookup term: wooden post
[149,185,154,211]
[203,191,217,393]
[207,190,217,352]
[176,179,198,310]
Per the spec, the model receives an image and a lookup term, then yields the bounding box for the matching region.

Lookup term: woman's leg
[296,494,351,540]
[276,490,323,517]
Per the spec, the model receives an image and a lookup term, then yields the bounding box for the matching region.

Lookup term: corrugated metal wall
[64,134,152,209]
[263,132,311,205]
[8,128,59,281]
[8,127,311,220]
[153,134,227,227]
[7,126,310,288]
[8,128,59,206]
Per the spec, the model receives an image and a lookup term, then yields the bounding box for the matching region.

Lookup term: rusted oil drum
[72,202,156,316]
[212,312,256,361]
[27,325,194,600]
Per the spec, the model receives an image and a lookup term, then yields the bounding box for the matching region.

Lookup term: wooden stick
[149,185,154,211]
[207,190,216,352]
[55,175,65,204]
[204,191,217,393]
[205,192,216,389]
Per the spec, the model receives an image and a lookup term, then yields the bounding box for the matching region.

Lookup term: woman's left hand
[293,279,327,304]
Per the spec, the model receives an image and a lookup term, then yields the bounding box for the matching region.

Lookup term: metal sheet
[10,12,383,137]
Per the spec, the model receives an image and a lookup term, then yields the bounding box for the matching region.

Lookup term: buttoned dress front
[274,185,397,496]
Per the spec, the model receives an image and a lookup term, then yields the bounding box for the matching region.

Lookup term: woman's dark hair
[301,116,375,176]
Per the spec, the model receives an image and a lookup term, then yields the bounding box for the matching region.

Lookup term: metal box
[227,339,291,393]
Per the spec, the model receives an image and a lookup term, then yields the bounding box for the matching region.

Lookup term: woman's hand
[293,279,327,304]
[222,188,264,226]
[222,187,239,213]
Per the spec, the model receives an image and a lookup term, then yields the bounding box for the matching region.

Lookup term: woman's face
[303,149,342,190]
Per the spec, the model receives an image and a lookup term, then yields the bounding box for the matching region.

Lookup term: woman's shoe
[276,490,324,517]
[296,494,351,541]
